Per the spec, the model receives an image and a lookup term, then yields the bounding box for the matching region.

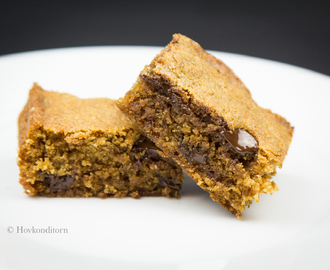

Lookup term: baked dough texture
[18,84,183,198]
[117,34,293,218]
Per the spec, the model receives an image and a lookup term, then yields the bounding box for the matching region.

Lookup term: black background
[1,0,330,76]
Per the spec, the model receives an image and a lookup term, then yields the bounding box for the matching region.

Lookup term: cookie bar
[117,34,293,218]
[17,84,183,198]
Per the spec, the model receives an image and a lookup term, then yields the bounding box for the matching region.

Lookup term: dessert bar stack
[17,34,293,218]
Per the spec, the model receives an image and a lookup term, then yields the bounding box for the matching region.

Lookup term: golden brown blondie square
[117,34,293,218]
[18,84,183,198]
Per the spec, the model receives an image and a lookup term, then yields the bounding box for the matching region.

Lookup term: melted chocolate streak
[142,76,258,158]
[157,175,181,191]
[224,129,258,155]
[132,137,181,191]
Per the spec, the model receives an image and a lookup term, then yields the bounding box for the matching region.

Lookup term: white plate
[0,47,330,270]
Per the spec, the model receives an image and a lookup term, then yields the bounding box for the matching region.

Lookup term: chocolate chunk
[132,137,163,159]
[178,145,206,164]
[133,137,160,151]
[37,171,75,192]
[224,129,258,155]
[157,175,181,191]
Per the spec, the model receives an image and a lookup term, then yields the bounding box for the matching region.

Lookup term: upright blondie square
[18,84,183,198]
[117,34,293,218]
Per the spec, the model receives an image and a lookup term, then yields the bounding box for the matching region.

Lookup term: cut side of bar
[117,34,293,218]
[18,84,183,198]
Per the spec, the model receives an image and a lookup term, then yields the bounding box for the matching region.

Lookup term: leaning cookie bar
[117,34,293,218]
[18,84,183,198]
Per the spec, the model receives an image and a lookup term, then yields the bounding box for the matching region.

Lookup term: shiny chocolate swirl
[224,129,258,156]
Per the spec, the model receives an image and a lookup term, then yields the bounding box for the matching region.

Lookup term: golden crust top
[18,84,137,147]
[141,34,293,166]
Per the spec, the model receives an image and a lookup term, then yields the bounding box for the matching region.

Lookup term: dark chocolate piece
[37,171,75,192]
[133,137,160,151]
[157,175,181,191]
[224,129,258,156]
